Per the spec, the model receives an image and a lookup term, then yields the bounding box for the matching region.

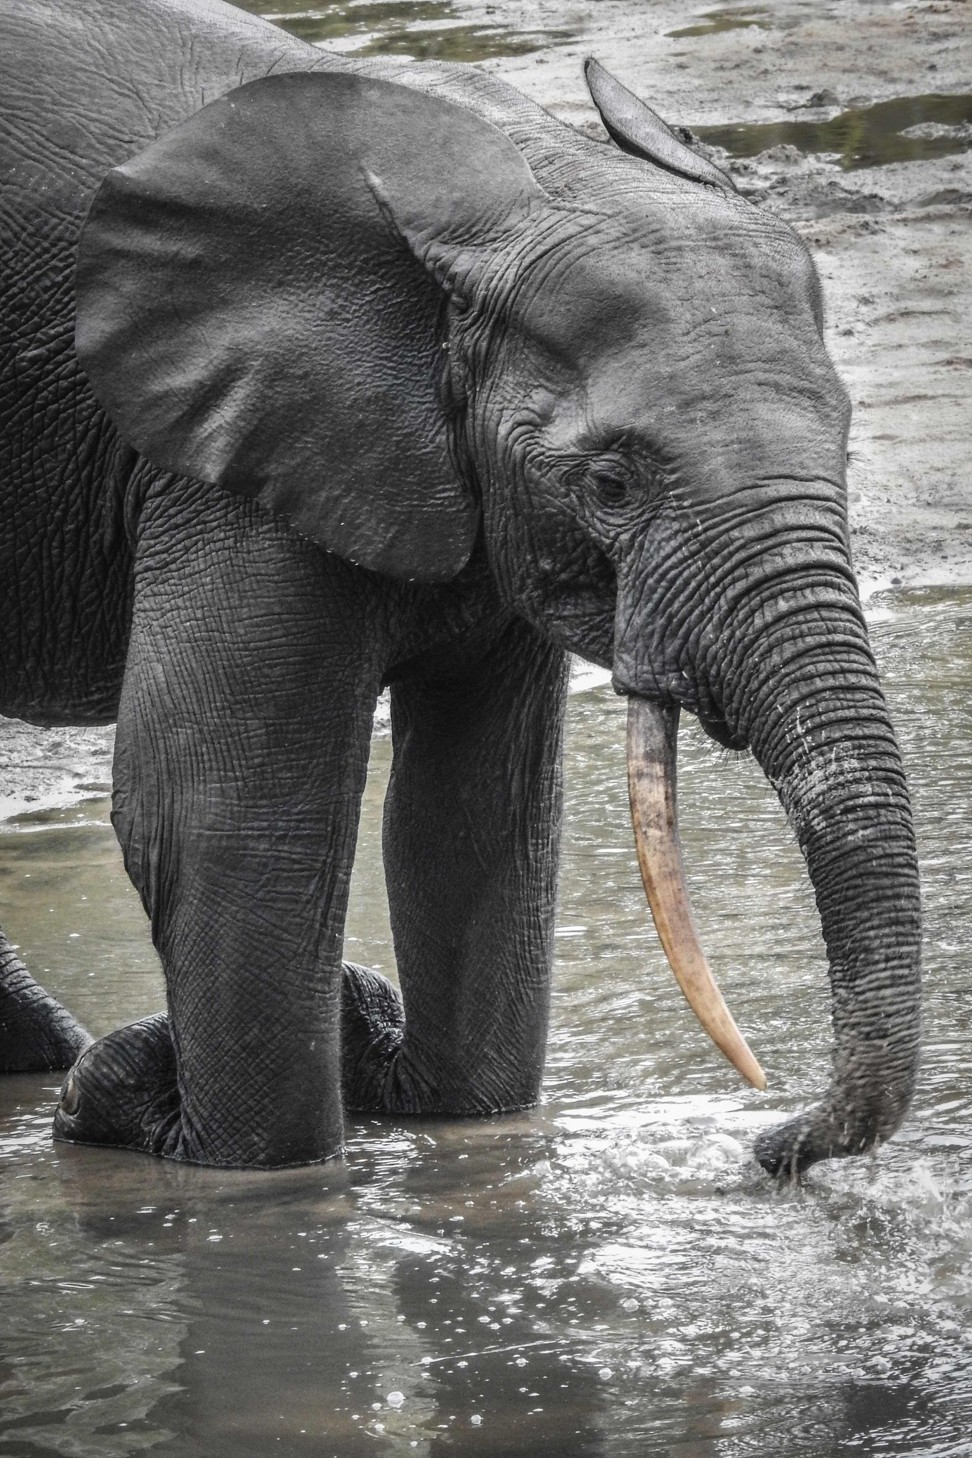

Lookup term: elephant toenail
[59,1073,81,1116]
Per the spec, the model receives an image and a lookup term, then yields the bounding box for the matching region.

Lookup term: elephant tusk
[626,697,767,1091]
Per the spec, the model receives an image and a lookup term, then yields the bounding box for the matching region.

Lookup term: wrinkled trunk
[626,584,922,1179]
[747,632,922,1176]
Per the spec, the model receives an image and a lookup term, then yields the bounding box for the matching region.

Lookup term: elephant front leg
[53,489,380,1166]
[0,927,91,1072]
[342,623,569,1116]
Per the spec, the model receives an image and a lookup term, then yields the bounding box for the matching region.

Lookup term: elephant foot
[341,961,538,1117]
[1,937,93,1072]
[53,1013,183,1157]
[341,961,461,1114]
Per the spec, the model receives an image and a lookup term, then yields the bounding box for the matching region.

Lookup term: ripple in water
[1,588,971,1455]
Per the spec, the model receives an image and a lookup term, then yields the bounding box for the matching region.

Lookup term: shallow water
[2,587,971,1456]
[668,6,769,41]
[233,0,578,60]
[693,94,972,172]
[237,0,972,176]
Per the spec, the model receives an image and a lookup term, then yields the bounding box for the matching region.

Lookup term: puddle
[2,589,972,1455]
[693,93,972,170]
[236,0,578,60]
[669,6,768,40]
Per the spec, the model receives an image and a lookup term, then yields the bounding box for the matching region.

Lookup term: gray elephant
[0,0,920,1176]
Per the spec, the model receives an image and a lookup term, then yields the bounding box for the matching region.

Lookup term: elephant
[0,0,921,1177]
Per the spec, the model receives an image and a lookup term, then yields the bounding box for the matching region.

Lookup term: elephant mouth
[626,695,767,1091]
[696,709,748,753]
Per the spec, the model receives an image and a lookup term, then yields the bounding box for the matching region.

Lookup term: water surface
[2,588,971,1455]
[693,94,972,171]
[668,6,769,41]
[234,0,578,60]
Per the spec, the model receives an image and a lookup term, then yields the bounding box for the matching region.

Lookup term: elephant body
[0,0,921,1174]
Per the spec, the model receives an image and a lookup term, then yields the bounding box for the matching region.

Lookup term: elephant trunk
[626,588,922,1179]
[746,625,921,1176]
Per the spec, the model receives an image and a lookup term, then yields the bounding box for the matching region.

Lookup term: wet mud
[693,92,972,172]
[234,0,582,58]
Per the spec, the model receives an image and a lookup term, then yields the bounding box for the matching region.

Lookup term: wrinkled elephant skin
[0,0,920,1174]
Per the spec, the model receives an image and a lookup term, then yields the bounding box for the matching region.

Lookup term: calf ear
[584,58,737,193]
[76,71,542,581]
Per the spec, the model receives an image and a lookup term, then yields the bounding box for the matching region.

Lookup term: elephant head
[75,63,921,1178]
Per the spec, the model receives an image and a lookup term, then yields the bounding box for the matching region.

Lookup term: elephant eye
[589,460,635,508]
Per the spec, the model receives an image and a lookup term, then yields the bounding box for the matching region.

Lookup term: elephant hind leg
[0,926,92,1072]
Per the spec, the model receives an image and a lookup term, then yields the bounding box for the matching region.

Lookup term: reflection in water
[693,94,972,171]
[2,588,972,1455]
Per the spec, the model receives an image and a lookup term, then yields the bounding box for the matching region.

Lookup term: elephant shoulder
[0,0,327,348]
[0,0,319,218]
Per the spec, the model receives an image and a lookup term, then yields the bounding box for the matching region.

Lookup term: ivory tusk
[626,697,767,1091]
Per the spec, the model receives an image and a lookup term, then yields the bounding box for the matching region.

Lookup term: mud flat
[2,0,969,814]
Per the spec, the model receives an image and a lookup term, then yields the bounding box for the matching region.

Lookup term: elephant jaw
[626,697,767,1091]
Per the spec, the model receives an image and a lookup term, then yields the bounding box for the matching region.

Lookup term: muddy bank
[1,0,969,817]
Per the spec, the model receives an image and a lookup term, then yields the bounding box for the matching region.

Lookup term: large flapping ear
[585,58,737,193]
[76,72,543,581]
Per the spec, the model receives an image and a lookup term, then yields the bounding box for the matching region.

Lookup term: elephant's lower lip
[612,683,746,754]
[697,714,748,752]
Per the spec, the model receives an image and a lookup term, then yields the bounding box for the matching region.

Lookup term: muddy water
[668,5,773,40]
[693,94,972,172]
[233,0,579,60]
[234,0,972,174]
[1,587,971,1457]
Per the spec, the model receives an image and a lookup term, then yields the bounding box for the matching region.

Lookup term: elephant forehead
[512,205,823,377]
[508,226,655,362]
[579,332,849,477]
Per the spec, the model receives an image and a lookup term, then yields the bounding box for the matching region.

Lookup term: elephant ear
[76,72,543,581]
[584,58,736,193]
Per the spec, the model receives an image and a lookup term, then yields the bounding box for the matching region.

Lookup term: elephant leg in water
[342,622,569,1117]
[52,481,569,1165]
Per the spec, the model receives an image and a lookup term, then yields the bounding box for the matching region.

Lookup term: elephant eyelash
[589,460,635,507]
[584,446,673,512]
